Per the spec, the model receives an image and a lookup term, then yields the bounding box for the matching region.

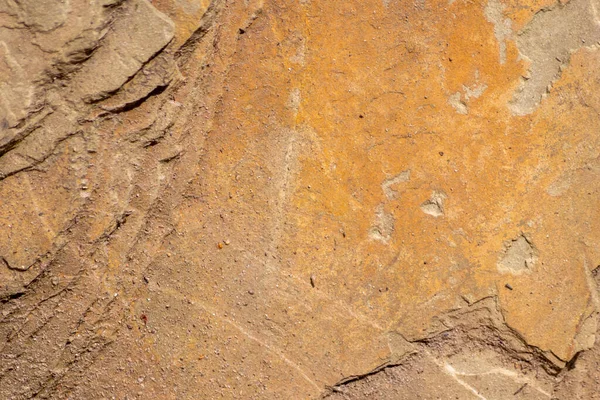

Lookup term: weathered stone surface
[0,0,599,398]
[67,0,175,102]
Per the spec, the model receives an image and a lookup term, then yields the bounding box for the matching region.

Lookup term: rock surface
[1,0,599,398]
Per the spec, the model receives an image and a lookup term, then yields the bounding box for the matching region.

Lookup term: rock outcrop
[1,0,599,398]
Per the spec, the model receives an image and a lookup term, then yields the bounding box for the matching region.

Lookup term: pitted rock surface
[1,0,599,398]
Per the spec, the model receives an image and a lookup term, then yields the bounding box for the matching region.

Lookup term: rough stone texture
[1,0,600,398]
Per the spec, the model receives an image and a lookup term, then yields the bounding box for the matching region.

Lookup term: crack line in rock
[151,285,321,391]
[424,351,488,400]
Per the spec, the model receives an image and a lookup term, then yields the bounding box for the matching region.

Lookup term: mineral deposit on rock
[1,0,599,399]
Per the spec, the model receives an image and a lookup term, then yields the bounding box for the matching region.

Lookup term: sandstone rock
[0,0,599,398]
[67,0,175,102]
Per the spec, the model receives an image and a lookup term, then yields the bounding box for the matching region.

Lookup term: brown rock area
[1,0,600,398]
